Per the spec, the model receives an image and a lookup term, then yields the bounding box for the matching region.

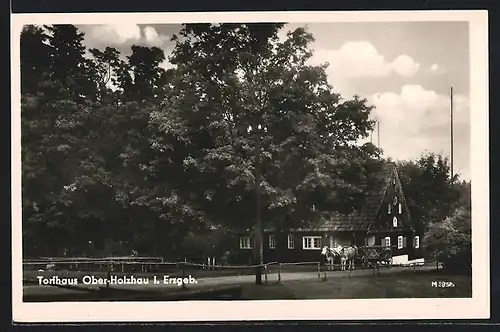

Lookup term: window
[398,203,402,214]
[393,216,398,227]
[303,236,322,250]
[388,204,391,215]
[384,236,391,247]
[403,236,407,248]
[414,236,420,249]
[269,234,276,249]
[397,236,403,249]
[239,237,251,249]
[287,234,294,249]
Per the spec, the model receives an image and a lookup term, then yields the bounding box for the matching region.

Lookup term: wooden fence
[23,256,439,286]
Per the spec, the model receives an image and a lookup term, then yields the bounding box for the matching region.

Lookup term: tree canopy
[20,23,402,258]
[396,153,465,233]
[396,153,471,270]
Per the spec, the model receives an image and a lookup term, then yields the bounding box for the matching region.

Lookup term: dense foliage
[397,153,471,272]
[21,24,383,258]
[397,153,462,233]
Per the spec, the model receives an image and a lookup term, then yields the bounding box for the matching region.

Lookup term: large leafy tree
[149,23,382,234]
[21,24,102,256]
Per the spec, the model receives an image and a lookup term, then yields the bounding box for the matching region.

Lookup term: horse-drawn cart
[358,245,393,269]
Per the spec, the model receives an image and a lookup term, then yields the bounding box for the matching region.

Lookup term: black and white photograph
[12,11,489,322]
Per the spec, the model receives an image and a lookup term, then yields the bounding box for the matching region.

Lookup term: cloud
[143,26,169,47]
[392,55,420,77]
[310,41,420,78]
[81,24,175,71]
[82,24,170,50]
[364,85,470,179]
[85,24,141,46]
[430,63,439,71]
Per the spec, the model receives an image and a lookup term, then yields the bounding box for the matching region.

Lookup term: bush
[440,245,472,275]
[424,206,471,274]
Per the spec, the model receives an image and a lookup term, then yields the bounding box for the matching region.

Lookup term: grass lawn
[240,270,472,300]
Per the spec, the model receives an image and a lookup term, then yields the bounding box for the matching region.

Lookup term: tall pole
[254,128,263,285]
[450,86,454,180]
[377,120,380,150]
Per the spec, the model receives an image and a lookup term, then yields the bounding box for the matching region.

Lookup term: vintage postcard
[11,10,489,322]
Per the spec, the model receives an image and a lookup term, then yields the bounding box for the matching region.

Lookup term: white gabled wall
[391,254,426,265]
[391,254,408,265]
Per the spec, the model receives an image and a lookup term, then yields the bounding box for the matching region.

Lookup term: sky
[76,22,470,180]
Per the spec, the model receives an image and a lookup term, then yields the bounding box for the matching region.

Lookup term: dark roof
[289,162,396,232]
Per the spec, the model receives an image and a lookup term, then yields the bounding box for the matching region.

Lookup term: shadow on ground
[240,270,472,300]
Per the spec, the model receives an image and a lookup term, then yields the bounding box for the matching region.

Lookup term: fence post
[435,252,439,270]
[264,264,268,284]
[181,262,187,290]
[278,263,282,284]
[106,265,111,289]
[317,262,321,282]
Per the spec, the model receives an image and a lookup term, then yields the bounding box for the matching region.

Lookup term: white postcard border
[11,10,490,322]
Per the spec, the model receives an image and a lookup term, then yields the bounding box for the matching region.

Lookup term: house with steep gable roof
[235,162,424,265]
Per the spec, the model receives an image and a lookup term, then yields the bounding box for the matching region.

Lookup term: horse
[339,245,359,271]
[321,245,343,271]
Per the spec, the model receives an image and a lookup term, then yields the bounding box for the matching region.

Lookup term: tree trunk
[254,130,263,285]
